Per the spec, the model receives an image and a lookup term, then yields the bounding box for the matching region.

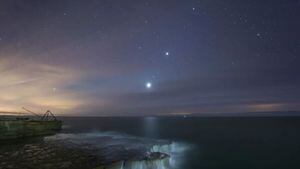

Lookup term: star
[146,82,152,89]
[165,52,169,56]
[256,33,261,37]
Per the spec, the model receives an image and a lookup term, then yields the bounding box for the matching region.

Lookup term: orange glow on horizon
[0,57,87,115]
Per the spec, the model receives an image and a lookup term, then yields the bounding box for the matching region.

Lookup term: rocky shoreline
[0,142,100,169]
[0,138,171,169]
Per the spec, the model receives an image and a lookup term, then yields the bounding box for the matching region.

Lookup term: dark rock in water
[143,152,170,161]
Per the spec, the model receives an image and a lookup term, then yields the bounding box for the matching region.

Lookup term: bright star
[146,82,152,89]
[165,52,169,56]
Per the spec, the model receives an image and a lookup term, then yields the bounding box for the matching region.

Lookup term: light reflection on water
[144,117,159,138]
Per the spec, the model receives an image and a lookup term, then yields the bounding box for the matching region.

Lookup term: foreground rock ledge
[0,141,171,169]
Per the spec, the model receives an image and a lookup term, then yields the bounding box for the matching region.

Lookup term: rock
[6,165,14,169]
[38,155,45,160]
[33,151,40,156]
[140,152,170,161]
[25,149,33,153]
[148,152,170,160]
[46,149,54,154]
[60,161,72,168]
[43,163,54,168]
[11,151,19,157]
[32,159,39,164]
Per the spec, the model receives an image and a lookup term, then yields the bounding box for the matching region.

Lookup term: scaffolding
[22,107,58,121]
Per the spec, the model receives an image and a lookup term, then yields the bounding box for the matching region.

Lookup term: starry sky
[0,0,299,116]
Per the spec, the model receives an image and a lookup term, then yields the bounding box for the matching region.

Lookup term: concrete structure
[0,120,62,140]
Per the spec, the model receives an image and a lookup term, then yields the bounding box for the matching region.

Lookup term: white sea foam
[103,157,170,169]
[151,142,191,169]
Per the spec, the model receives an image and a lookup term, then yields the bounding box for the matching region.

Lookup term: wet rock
[11,151,19,157]
[60,161,72,168]
[38,155,45,160]
[33,151,40,156]
[143,152,170,160]
[6,165,14,169]
[43,163,54,168]
[25,149,33,153]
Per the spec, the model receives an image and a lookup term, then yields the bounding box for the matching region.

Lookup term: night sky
[0,0,299,116]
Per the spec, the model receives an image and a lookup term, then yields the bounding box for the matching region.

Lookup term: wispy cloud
[0,57,87,114]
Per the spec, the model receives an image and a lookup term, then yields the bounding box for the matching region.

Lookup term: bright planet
[146,82,152,89]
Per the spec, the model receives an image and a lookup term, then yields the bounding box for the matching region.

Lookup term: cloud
[0,57,86,114]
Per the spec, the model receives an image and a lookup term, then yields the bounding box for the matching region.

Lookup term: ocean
[58,116,300,169]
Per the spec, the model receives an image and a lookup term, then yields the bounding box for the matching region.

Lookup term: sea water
[57,116,300,169]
